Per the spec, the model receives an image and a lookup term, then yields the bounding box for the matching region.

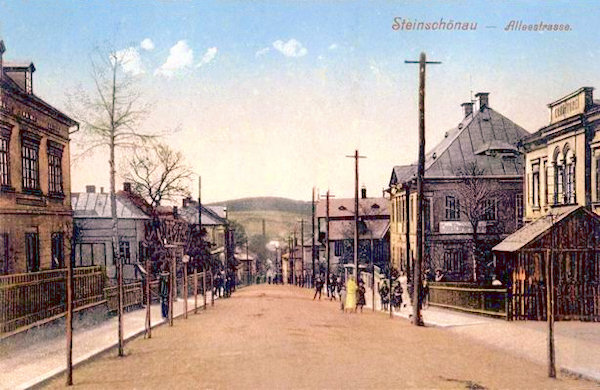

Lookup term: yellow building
[0,40,77,274]
[523,87,600,220]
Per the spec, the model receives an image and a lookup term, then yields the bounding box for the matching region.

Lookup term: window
[564,150,575,204]
[48,143,64,195]
[119,241,131,264]
[515,194,523,227]
[0,233,8,275]
[424,198,431,232]
[25,232,40,272]
[445,196,460,220]
[596,156,600,201]
[483,198,497,221]
[443,248,463,273]
[21,135,40,192]
[0,135,9,187]
[334,240,344,257]
[543,160,549,205]
[532,163,540,207]
[51,232,64,269]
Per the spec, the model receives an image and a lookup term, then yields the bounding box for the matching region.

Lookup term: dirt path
[45,285,594,389]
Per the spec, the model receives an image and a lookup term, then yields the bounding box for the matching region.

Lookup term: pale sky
[1,1,599,203]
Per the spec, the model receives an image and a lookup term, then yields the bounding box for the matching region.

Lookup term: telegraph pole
[346,150,366,281]
[296,219,305,287]
[405,52,441,326]
[321,190,335,291]
[311,187,316,288]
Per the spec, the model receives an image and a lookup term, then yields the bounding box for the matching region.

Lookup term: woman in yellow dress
[345,277,358,313]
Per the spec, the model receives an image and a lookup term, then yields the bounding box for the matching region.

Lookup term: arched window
[564,147,575,204]
[553,147,563,205]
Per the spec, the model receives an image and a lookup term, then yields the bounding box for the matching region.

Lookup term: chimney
[100,187,104,194]
[85,185,96,193]
[123,182,131,192]
[475,92,489,110]
[361,186,367,199]
[0,40,5,79]
[182,196,192,208]
[461,102,473,117]
[172,206,178,219]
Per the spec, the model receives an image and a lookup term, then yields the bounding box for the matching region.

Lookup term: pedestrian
[340,284,347,311]
[329,274,337,301]
[379,280,390,311]
[345,277,358,313]
[159,266,170,319]
[313,275,324,300]
[357,280,366,313]
[392,282,403,311]
[336,276,343,300]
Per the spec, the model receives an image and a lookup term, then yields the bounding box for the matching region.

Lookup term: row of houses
[0,40,238,280]
[307,87,599,320]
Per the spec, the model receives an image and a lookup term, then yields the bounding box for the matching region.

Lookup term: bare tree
[456,162,503,281]
[68,47,155,357]
[123,143,193,209]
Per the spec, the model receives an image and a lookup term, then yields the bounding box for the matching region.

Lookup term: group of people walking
[378,280,404,311]
[313,274,367,313]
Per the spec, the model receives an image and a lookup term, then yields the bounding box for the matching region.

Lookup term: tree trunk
[108,58,124,357]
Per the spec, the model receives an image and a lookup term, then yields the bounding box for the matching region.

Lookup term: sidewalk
[0,293,217,390]
[364,286,600,383]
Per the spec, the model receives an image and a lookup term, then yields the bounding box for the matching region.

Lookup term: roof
[389,105,529,187]
[180,202,227,226]
[1,62,78,127]
[71,192,150,220]
[328,219,390,241]
[492,205,580,252]
[316,197,389,219]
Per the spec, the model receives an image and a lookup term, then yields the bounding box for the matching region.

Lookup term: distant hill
[210,197,311,215]
[208,197,312,241]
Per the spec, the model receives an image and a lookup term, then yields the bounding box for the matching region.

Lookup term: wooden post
[546,248,556,377]
[311,187,316,288]
[183,262,188,319]
[203,269,207,310]
[210,267,214,306]
[169,254,174,327]
[405,52,440,326]
[194,268,198,314]
[389,259,393,318]
[66,246,74,386]
[145,257,151,339]
[117,245,125,354]
[371,239,375,312]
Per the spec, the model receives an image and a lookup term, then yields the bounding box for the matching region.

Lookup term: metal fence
[0,266,105,333]
[428,282,508,318]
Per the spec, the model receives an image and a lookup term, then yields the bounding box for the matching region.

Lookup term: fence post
[66,258,74,385]
[183,263,188,319]
[546,248,556,378]
[203,270,207,310]
[145,257,151,339]
[194,269,198,314]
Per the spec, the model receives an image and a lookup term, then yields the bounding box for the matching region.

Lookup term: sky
[1,0,600,203]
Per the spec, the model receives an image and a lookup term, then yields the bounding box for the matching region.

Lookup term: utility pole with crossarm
[405,52,441,327]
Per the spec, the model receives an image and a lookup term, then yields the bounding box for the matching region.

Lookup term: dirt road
[45,285,593,389]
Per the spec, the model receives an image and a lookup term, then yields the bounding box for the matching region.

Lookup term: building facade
[315,189,390,278]
[0,40,78,274]
[71,184,150,281]
[389,93,529,281]
[522,87,600,220]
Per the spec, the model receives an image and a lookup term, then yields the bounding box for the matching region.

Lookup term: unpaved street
[45,285,593,389]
